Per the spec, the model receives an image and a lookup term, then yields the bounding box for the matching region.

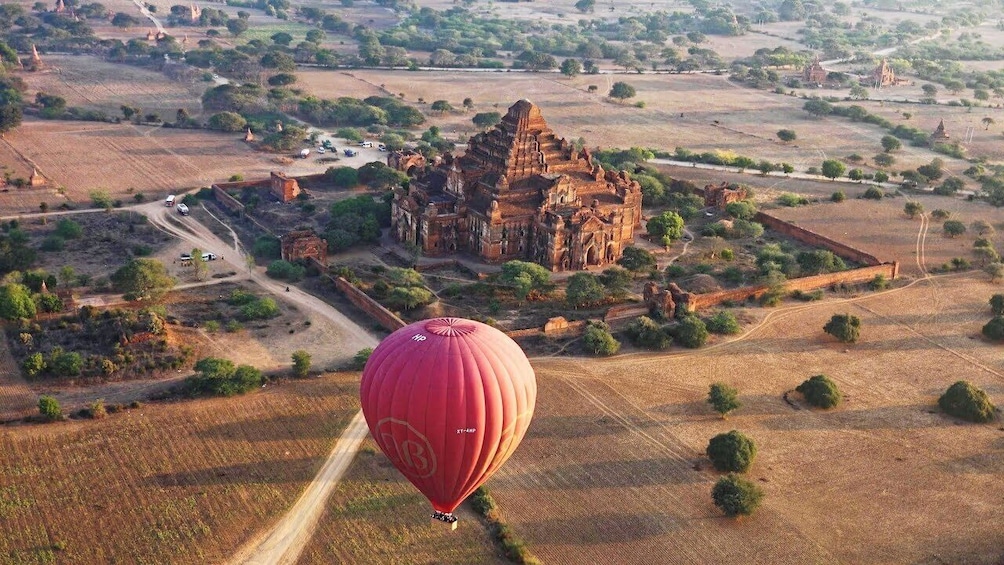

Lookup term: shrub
[824,313,860,343]
[626,316,671,350]
[831,191,846,203]
[41,236,65,252]
[38,395,62,421]
[981,316,1004,341]
[796,374,841,408]
[943,220,966,238]
[84,399,108,419]
[266,260,306,281]
[185,357,264,397]
[938,381,995,423]
[706,311,741,335]
[712,474,764,517]
[990,294,1004,316]
[672,315,709,348]
[54,219,82,239]
[348,347,373,370]
[707,383,740,418]
[225,320,243,333]
[291,350,311,377]
[863,187,884,200]
[869,275,889,290]
[240,297,279,320]
[204,320,221,333]
[583,322,620,356]
[706,430,757,473]
[777,193,808,207]
[49,349,82,376]
[22,352,45,377]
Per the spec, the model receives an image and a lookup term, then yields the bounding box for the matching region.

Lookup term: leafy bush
[41,236,65,252]
[22,352,45,377]
[54,219,82,239]
[712,474,764,517]
[583,322,620,356]
[48,348,82,377]
[348,347,373,370]
[706,311,741,335]
[240,297,279,320]
[777,192,808,207]
[938,381,995,423]
[185,357,264,397]
[796,374,841,408]
[266,260,305,281]
[707,382,740,418]
[823,313,861,343]
[291,350,311,377]
[38,395,62,421]
[990,294,1004,316]
[981,316,1004,341]
[706,430,757,473]
[672,315,709,348]
[863,187,884,200]
[626,316,671,350]
[831,191,846,202]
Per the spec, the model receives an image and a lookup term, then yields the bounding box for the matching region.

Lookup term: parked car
[360,141,373,148]
[317,147,326,154]
[180,252,192,261]
[343,148,358,156]
[202,252,217,261]
[177,203,190,215]
[378,143,387,152]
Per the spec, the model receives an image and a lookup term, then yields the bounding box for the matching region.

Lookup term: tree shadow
[200,410,358,442]
[761,404,947,431]
[652,394,794,418]
[519,512,683,545]
[529,414,652,440]
[145,457,320,488]
[509,458,704,491]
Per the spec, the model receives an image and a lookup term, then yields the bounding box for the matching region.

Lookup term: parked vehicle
[165,194,175,207]
[321,140,334,150]
[202,252,217,261]
[360,141,373,148]
[180,252,192,261]
[317,147,326,154]
[177,203,190,215]
[343,149,358,157]
[299,148,310,158]
[378,143,387,152]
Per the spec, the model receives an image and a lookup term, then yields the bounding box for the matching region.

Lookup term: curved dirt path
[141,201,380,564]
[131,0,165,33]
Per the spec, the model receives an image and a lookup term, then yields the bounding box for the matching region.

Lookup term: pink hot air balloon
[360,317,537,527]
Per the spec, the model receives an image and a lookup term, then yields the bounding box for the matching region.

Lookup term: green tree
[38,395,61,421]
[938,381,995,423]
[803,99,833,118]
[325,166,359,188]
[921,83,938,97]
[208,111,248,132]
[831,191,846,203]
[574,0,596,12]
[646,211,685,244]
[981,316,1004,340]
[499,260,551,301]
[472,112,502,129]
[583,322,620,356]
[873,153,895,167]
[599,266,632,298]
[226,18,249,36]
[0,283,36,320]
[863,186,884,200]
[706,311,741,335]
[291,350,311,377]
[821,159,845,180]
[673,315,709,348]
[54,219,82,239]
[796,374,841,408]
[904,201,924,218]
[990,294,1004,316]
[266,260,305,281]
[712,474,764,517]
[560,58,582,78]
[626,316,671,350]
[609,81,637,102]
[618,247,656,272]
[270,31,293,46]
[849,84,868,100]
[881,135,902,152]
[987,263,1004,283]
[187,357,264,397]
[823,313,861,343]
[943,220,966,238]
[707,383,741,418]
[349,347,373,370]
[430,100,453,113]
[776,129,796,143]
[565,273,605,308]
[190,247,208,281]
[111,259,175,301]
[387,286,433,310]
[707,430,757,472]
[725,201,756,220]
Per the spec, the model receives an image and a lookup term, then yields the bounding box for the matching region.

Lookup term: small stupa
[29,168,45,187]
[929,118,950,145]
[244,128,254,142]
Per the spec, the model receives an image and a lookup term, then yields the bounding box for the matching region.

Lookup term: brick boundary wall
[211,184,277,238]
[683,262,898,311]
[754,211,882,266]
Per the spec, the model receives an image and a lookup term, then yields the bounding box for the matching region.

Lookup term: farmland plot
[490,273,1004,565]
[0,373,360,564]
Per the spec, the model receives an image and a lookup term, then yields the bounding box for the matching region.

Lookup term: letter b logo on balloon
[375,418,437,479]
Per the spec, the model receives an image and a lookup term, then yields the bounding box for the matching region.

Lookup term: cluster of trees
[376,267,434,311]
[707,430,762,516]
[672,147,794,177]
[185,357,263,397]
[624,310,740,352]
[324,194,391,253]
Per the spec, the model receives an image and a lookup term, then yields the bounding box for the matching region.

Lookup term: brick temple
[390,99,643,271]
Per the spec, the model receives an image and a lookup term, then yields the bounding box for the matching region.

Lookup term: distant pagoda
[929,119,950,145]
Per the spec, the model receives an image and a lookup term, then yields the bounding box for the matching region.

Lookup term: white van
[360,141,373,148]
[165,194,175,207]
[177,203,190,215]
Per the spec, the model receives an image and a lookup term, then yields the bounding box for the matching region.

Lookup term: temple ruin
[391,99,643,271]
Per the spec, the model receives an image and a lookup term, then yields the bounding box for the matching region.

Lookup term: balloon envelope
[360,317,537,514]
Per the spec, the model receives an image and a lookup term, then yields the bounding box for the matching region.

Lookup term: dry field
[0,373,359,564]
[298,438,504,565]
[486,272,1004,564]
[0,119,332,206]
[22,55,206,119]
[296,70,973,175]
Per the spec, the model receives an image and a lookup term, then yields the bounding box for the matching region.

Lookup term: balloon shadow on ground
[511,458,704,491]
[199,410,358,442]
[519,512,683,545]
[144,457,321,488]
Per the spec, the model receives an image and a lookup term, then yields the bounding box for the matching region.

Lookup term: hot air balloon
[360,317,536,528]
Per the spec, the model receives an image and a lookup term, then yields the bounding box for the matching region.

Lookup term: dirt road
[230,411,370,565]
[142,201,380,564]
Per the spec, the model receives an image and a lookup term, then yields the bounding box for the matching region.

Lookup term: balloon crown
[424,317,479,337]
